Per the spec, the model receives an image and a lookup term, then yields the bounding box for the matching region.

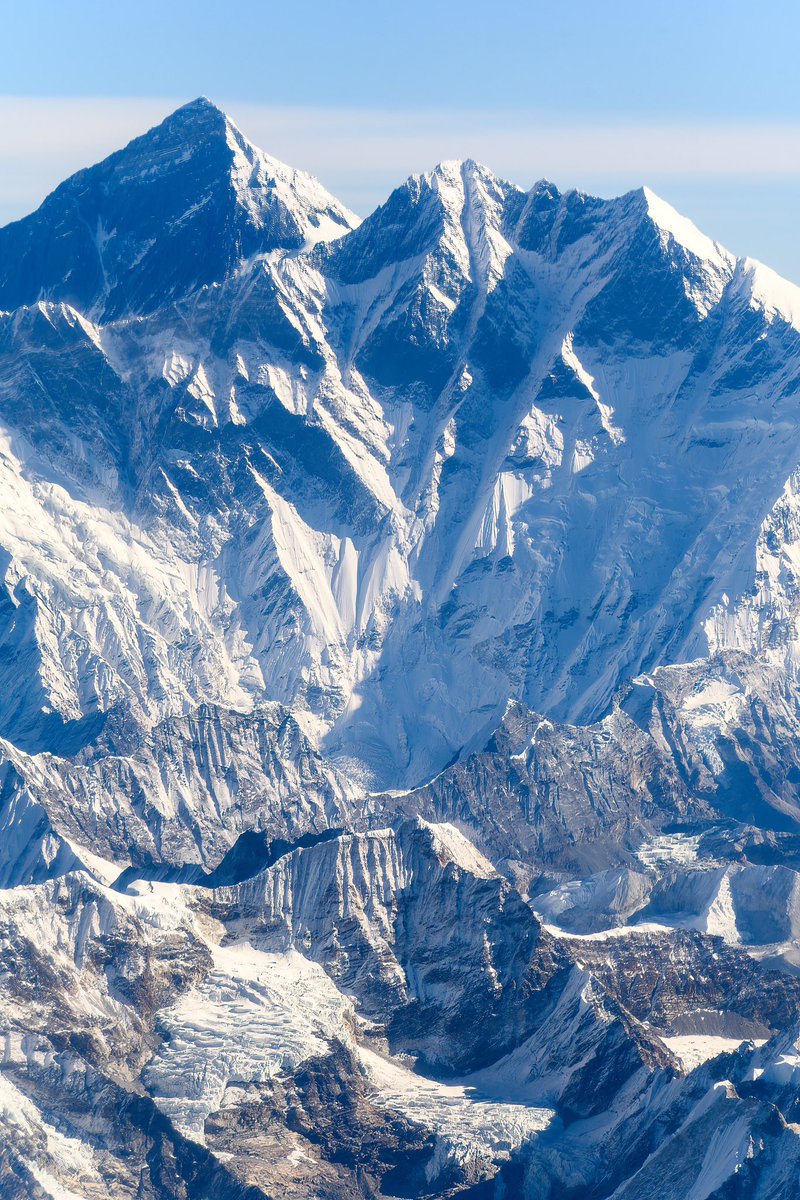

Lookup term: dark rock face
[212,820,569,1072]
[370,702,691,881]
[575,929,800,1035]
[216,1044,438,1198]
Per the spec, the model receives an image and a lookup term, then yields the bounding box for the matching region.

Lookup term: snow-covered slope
[5,98,800,1198]
[0,97,357,320]
[2,102,800,788]
[4,823,800,1199]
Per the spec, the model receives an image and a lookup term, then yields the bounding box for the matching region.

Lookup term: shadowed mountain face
[0,97,357,319]
[4,100,800,1198]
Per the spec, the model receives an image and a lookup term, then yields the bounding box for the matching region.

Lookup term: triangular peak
[0,98,357,319]
[733,255,800,330]
[637,185,734,268]
[411,157,523,205]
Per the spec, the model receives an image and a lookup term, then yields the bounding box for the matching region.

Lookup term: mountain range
[3,97,800,1199]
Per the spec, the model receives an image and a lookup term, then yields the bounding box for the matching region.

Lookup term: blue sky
[4,0,800,279]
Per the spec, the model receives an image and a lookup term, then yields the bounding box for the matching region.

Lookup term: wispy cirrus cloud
[3,95,800,226]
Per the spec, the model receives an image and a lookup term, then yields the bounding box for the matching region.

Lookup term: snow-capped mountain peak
[0,97,358,320]
[638,184,733,268]
[736,254,800,329]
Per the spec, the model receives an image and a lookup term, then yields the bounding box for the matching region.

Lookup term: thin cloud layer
[2,94,800,224]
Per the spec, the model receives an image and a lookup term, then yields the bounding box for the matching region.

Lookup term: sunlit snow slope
[2,100,800,788]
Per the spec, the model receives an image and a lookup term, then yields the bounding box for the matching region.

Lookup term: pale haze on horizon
[4,0,800,282]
